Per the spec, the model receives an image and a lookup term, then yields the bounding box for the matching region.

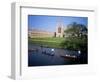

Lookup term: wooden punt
[60,54,77,60]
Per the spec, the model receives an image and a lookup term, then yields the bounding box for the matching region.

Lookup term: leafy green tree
[64,22,87,38]
[61,22,88,53]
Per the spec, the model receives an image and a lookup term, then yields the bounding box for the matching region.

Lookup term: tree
[61,22,88,53]
[64,22,87,38]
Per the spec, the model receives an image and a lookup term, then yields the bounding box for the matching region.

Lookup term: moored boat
[60,54,77,60]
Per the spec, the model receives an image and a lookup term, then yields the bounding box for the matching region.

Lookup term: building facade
[28,19,65,38]
[55,22,64,38]
[28,29,54,38]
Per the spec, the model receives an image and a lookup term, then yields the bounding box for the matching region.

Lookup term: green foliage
[64,22,87,37]
[62,22,88,52]
[61,37,87,52]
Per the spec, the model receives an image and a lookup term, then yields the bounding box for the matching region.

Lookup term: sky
[28,15,88,32]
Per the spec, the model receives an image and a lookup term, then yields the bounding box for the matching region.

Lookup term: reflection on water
[28,44,88,66]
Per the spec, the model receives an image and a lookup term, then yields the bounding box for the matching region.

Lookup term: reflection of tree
[61,22,87,53]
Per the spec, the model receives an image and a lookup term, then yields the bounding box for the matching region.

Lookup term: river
[28,44,87,66]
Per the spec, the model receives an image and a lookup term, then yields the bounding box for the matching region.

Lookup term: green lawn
[28,37,65,48]
[28,37,87,52]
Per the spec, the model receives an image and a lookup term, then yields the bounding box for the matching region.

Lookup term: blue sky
[28,15,88,32]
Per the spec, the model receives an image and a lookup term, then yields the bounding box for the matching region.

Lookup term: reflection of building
[28,18,65,38]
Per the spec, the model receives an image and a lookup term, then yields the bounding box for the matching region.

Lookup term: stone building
[28,29,54,38]
[55,21,64,38]
[28,18,65,38]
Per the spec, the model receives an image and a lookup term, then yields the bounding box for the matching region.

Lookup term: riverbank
[28,37,65,48]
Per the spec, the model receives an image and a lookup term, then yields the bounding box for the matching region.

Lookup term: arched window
[58,27,61,33]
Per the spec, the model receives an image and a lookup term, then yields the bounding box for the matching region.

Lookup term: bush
[61,37,87,53]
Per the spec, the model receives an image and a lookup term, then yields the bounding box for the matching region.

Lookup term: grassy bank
[28,37,87,52]
[28,37,65,48]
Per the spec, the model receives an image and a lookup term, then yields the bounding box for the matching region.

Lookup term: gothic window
[58,27,61,33]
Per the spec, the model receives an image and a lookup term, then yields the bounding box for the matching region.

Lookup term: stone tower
[56,18,64,37]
